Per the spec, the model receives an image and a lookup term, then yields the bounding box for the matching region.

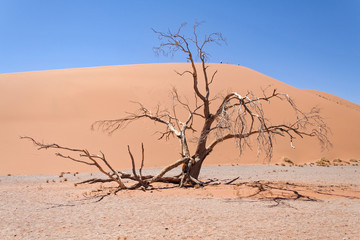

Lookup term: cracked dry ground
[1,165,359,239]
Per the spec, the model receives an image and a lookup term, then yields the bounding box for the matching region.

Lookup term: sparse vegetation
[59,171,72,178]
[283,157,294,165]
[332,158,343,166]
[277,158,359,168]
[308,157,358,167]
[316,157,331,167]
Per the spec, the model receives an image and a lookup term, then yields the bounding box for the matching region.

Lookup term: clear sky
[0,0,359,104]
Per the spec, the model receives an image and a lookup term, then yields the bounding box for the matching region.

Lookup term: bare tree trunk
[188,157,204,179]
[189,117,214,179]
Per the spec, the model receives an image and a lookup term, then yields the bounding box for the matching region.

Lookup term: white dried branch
[150,157,190,182]
[205,88,331,161]
[92,102,181,137]
[21,136,127,189]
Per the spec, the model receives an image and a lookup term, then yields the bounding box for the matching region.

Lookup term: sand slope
[1,63,359,175]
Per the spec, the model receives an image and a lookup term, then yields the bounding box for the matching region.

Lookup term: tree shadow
[54,178,360,205]
[222,180,360,207]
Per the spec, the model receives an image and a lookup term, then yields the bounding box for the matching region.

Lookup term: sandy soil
[1,165,359,240]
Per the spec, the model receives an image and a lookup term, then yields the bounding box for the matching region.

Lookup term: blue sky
[0,0,359,104]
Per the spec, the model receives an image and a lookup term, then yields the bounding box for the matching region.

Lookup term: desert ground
[1,165,359,239]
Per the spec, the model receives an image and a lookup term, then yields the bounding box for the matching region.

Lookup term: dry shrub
[283,157,294,165]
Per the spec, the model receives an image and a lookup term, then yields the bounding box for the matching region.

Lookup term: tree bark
[188,156,205,179]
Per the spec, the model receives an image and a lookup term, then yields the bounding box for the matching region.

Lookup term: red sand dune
[1,63,359,175]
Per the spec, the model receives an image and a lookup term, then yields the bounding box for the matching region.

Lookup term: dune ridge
[1,63,359,175]
[305,89,360,112]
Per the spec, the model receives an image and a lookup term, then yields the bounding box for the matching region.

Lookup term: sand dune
[1,63,359,175]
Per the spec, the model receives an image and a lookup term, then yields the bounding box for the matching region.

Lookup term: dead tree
[92,23,330,184]
[23,23,330,189]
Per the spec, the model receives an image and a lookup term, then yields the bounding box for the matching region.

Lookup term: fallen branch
[225,176,240,185]
[21,136,188,190]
